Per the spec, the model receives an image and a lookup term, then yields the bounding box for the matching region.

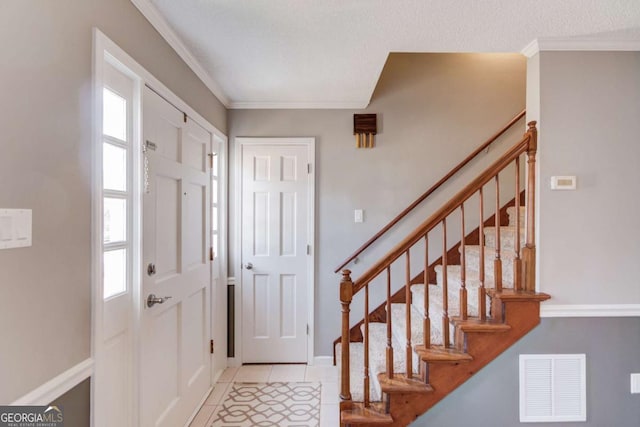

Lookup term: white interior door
[140,86,211,427]
[239,139,314,364]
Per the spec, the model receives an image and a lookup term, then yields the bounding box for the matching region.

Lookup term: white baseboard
[312,356,334,366]
[540,304,640,318]
[12,358,94,405]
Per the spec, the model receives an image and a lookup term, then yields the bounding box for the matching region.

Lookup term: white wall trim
[521,37,640,57]
[540,304,640,318]
[312,356,334,366]
[230,100,369,110]
[129,0,230,107]
[12,358,93,406]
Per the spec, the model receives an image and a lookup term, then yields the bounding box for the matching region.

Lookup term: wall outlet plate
[631,373,640,394]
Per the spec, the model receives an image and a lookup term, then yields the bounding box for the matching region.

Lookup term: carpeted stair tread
[484,226,526,250]
[411,282,483,319]
[341,402,393,424]
[335,342,382,402]
[361,322,410,391]
[377,373,433,394]
[435,264,513,291]
[507,206,525,226]
[390,302,445,351]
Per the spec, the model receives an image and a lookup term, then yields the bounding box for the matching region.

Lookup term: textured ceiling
[148,0,640,108]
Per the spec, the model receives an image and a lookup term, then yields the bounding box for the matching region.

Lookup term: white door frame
[92,29,227,426]
[210,131,229,383]
[233,137,315,366]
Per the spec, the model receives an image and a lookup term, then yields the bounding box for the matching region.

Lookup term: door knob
[147,294,172,308]
[245,262,253,270]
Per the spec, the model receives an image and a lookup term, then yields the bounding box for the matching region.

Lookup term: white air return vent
[519,354,586,422]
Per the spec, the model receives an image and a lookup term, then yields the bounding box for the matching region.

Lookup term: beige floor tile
[234,364,272,382]
[189,404,216,427]
[203,382,231,406]
[217,367,238,382]
[320,381,339,404]
[320,404,339,427]
[268,364,307,382]
[305,365,339,383]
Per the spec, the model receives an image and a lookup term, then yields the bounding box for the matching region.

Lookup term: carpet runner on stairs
[337,206,526,402]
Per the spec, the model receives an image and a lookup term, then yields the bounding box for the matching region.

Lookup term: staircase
[335,119,549,426]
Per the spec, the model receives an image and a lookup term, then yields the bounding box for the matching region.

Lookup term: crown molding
[229,100,369,110]
[540,304,640,318]
[130,0,231,107]
[522,37,640,57]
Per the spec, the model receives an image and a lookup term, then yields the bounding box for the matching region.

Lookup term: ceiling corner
[129,0,232,108]
[521,39,540,58]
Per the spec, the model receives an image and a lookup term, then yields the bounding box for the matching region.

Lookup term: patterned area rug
[210,382,321,427]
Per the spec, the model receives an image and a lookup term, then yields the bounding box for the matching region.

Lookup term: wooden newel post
[340,269,353,402]
[522,121,537,292]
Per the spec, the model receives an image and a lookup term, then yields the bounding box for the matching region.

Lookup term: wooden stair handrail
[334,109,526,273]
[351,123,536,295]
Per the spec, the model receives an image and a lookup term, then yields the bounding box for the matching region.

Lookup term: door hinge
[307,163,311,174]
[183,112,188,123]
[210,246,214,261]
[210,339,214,354]
[208,152,217,169]
[306,244,311,255]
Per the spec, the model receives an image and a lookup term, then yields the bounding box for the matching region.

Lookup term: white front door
[239,139,315,364]
[140,86,211,427]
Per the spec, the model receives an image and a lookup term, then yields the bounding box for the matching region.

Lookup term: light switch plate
[0,209,32,249]
[631,373,640,394]
[354,209,364,223]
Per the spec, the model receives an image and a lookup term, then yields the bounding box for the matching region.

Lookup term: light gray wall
[0,0,226,403]
[535,52,640,306]
[228,53,527,356]
[415,317,640,426]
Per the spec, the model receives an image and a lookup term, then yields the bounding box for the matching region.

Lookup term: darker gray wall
[415,317,640,427]
[50,379,90,427]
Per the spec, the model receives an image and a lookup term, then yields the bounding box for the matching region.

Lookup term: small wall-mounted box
[0,209,32,250]
[550,176,577,190]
